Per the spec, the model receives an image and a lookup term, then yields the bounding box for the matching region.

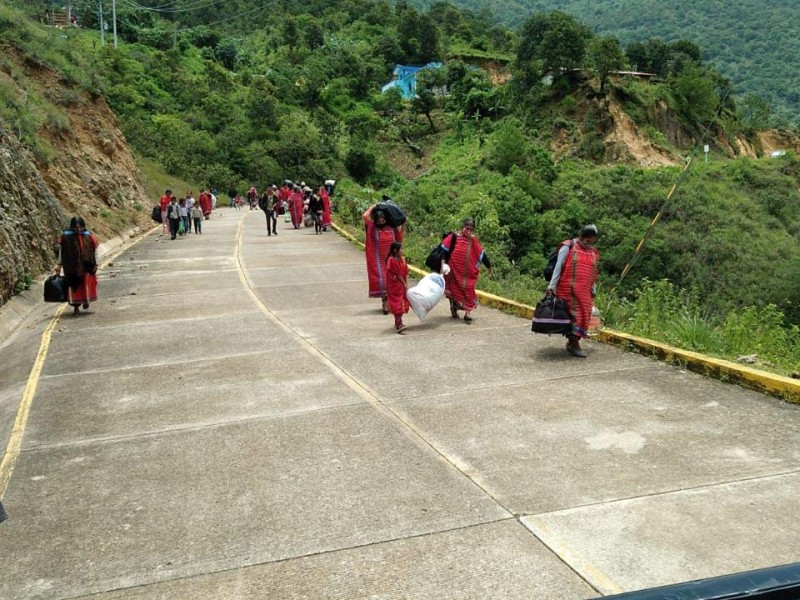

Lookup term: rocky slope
[0,46,150,306]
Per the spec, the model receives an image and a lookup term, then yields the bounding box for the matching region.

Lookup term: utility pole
[98,0,105,46]
[112,0,118,48]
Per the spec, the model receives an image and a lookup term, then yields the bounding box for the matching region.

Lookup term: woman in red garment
[319,185,332,231]
[442,218,492,323]
[363,205,405,313]
[198,189,213,219]
[546,224,600,357]
[288,185,304,229]
[385,242,410,333]
[56,216,99,317]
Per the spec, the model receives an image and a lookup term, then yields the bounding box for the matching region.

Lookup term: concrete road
[1,210,799,599]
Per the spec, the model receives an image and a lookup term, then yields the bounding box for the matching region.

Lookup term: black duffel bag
[531,294,572,334]
[44,275,67,303]
[425,231,457,273]
[151,205,162,223]
[373,197,406,228]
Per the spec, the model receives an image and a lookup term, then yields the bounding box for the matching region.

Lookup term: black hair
[462,217,476,228]
[579,224,599,239]
[387,241,402,260]
[68,216,86,231]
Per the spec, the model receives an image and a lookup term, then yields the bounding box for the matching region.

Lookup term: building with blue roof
[381,62,444,99]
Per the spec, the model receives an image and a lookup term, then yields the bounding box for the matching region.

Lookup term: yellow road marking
[0,225,159,498]
[0,305,66,498]
[523,517,624,595]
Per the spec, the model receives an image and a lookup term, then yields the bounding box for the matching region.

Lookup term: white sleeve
[547,244,571,290]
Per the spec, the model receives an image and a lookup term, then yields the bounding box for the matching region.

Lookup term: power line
[176,1,280,31]
[118,0,231,14]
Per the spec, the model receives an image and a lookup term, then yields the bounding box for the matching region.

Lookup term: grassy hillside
[412,0,800,128]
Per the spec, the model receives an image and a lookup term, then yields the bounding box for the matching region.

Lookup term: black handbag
[531,294,572,334]
[425,232,457,272]
[44,275,67,303]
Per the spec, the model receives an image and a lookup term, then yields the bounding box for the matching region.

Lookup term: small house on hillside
[381,62,444,99]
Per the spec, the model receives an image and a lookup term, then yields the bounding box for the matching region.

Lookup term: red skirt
[68,274,98,306]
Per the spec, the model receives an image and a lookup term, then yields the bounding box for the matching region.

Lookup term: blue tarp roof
[381,62,444,99]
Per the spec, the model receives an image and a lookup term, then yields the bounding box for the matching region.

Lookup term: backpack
[151,205,162,223]
[258,195,268,211]
[543,240,574,282]
[425,232,458,273]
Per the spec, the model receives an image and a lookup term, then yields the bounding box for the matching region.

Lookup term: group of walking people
[249,182,333,236]
[363,204,600,357]
[160,189,214,239]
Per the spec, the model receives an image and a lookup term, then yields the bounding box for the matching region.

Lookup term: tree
[215,40,237,71]
[412,88,437,132]
[516,11,592,83]
[739,94,773,131]
[669,63,719,125]
[588,36,626,93]
[305,22,324,51]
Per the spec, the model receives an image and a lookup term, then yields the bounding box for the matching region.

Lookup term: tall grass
[600,279,800,376]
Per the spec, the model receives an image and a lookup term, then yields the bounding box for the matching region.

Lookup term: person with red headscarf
[56,216,99,317]
[319,185,332,231]
[442,217,492,323]
[363,204,405,313]
[547,224,600,357]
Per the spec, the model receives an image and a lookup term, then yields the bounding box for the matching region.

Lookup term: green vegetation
[2,0,799,374]
[413,0,800,127]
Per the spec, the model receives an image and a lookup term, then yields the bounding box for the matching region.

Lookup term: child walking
[191,204,203,234]
[386,242,410,333]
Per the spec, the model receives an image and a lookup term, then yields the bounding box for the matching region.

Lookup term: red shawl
[386,256,410,314]
[555,240,599,338]
[443,233,484,311]
[363,208,404,298]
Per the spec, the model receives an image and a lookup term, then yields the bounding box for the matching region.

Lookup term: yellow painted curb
[596,329,800,404]
[330,221,800,403]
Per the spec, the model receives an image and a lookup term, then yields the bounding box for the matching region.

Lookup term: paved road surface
[1,210,799,599]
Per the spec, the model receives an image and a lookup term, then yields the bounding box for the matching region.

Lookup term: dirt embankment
[0,47,149,305]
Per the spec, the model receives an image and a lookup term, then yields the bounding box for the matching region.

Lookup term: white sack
[407,273,446,321]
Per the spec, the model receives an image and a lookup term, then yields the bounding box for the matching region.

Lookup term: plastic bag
[407,273,446,321]
[43,275,67,303]
[588,305,602,336]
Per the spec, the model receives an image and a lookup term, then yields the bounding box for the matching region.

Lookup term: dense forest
[3,0,800,372]
[411,0,800,128]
